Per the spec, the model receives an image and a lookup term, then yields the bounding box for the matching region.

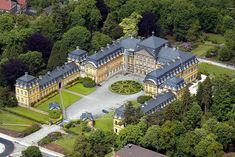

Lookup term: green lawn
[7,106,49,124]
[130,100,140,107]
[67,83,96,95]
[94,112,114,132]
[206,33,225,44]
[0,110,34,132]
[192,44,216,57]
[53,135,77,154]
[36,91,81,112]
[199,63,235,76]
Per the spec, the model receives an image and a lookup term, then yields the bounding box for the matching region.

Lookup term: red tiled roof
[116,144,168,157]
[0,0,15,11]
[17,0,26,5]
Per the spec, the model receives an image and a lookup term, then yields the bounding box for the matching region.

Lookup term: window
[115,120,118,125]
[115,129,118,133]
[17,89,19,93]
[21,90,23,94]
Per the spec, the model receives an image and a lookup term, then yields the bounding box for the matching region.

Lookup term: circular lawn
[110,80,142,95]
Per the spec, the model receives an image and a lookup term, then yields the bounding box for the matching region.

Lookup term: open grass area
[199,63,235,76]
[0,110,34,132]
[206,33,225,44]
[192,44,216,57]
[94,112,114,132]
[67,83,96,95]
[7,106,49,124]
[36,91,81,112]
[110,80,142,95]
[53,135,77,154]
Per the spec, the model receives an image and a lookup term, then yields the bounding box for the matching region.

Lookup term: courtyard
[65,74,144,120]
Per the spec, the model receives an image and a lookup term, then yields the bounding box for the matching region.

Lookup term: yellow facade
[113,118,125,134]
[15,70,80,107]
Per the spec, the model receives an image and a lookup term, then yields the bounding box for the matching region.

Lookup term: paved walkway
[0,125,65,157]
[198,58,235,70]
[65,74,144,120]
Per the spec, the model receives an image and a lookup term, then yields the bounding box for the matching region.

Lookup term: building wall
[113,118,125,134]
[16,70,80,107]
[134,49,156,76]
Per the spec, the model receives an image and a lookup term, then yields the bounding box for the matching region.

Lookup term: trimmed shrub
[38,132,62,145]
[137,95,152,104]
[21,146,42,157]
[23,124,41,136]
[82,77,96,88]
[49,110,61,119]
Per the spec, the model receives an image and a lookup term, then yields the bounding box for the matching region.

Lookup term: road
[198,57,235,70]
[0,137,14,157]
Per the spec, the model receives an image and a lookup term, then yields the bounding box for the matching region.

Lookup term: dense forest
[0,0,234,156]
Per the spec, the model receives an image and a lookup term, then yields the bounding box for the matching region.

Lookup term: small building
[115,144,167,157]
[80,112,94,128]
[49,102,60,110]
[113,105,126,134]
[0,0,27,13]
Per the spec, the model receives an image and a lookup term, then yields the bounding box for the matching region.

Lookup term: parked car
[97,83,101,87]
[102,109,109,113]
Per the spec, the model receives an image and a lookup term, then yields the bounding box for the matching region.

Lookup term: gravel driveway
[65,74,144,120]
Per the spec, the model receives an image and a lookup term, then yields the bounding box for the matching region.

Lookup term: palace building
[15,35,198,112]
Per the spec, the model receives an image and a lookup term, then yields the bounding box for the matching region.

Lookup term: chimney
[107,44,110,48]
[39,75,42,79]
[47,71,50,75]
[173,47,176,51]
[25,72,28,76]
[76,46,79,50]
[101,47,104,52]
[127,144,132,148]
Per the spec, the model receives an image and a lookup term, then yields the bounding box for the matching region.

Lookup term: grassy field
[7,106,49,124]
[0,110,34,132]
[94,112,114,132]
[199,63,235,76]
[53,135,77,154]
[67,83,96,95]
[36,91,81,112]
[206,33,225,44]
[192,44,216,57]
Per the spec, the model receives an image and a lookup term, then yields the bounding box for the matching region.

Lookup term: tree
[138,12,156,37]
[118,122,146,148]
[137,95,152,104]
[73,134,93,157]
[24,33,53,63]
[19,51,45,75]
[61,25,91,51]
[194,134,224,157]
[0,59,28,88]
[181,87,192,113]
[216,15,235,33]
[102,13,123,39]
[0,14,14,32]
[145,111,164,127]
[91,32,112,54]
[124,102,143,125]
[199,7,219,32]
[141,125,162,151]
[197,77,212,112]
[47,40,68,69]
[70,0,102,30]
[183,102,203,130]
[119,12,142,37]
[0,86,17,107]
[21,146,42,157]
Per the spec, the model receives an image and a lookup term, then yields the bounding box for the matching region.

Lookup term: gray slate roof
[68,49,88,63]
[120,37,141,50]
[49,102,60,110]
[39,62,79,88]
[87,44,123,66]
[144,50,197,85]
[80,112,94,121]
[141,92,176,113]
[138,36,168,50]
[160,76,185,90]
[16,72,37,84]
[114,105,125,119]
